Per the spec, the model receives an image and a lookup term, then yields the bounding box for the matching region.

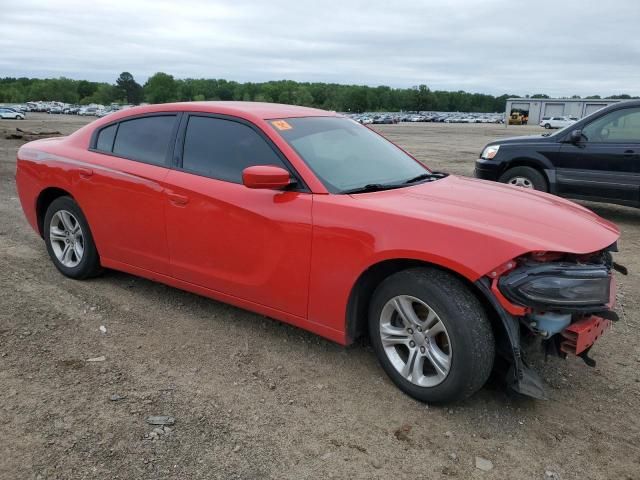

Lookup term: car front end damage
[475,244,625,399]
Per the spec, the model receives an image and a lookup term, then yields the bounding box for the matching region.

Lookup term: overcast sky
[2,0,639,96]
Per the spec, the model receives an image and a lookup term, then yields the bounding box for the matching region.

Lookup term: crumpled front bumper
[561,315,612,356]
[474,256,620,400]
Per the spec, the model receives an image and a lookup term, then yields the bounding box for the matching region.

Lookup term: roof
[104,101,337,123]
[67,101,340,151]
[507,98,625,103]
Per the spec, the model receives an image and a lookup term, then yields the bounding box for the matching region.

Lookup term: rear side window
[112,115,177,165]
[181,116,286,183]
[95,124,117,152]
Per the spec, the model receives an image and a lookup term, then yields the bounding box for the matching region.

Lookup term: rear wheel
[499,166,547,191]
[44,196,101,279]
[368,268,495,403]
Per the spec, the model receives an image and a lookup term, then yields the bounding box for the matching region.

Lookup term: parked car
[49,106,63,114]
[78,107,98,116]
[539,116,576,129]
[373,115,395,124]
[476,100,640,207]
[16,102,621,403]
[0,107,25,120]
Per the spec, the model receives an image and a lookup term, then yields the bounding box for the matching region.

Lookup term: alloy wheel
[49,210,84,267]
[508,176,534,188]
[379,295,452,387]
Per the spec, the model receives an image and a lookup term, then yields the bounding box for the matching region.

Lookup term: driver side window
[582,107,640,143]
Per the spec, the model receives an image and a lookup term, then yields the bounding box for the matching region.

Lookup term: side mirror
[569,129,583,143]
[242,165,292,190]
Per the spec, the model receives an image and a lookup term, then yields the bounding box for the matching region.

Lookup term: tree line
[0,72,637,113]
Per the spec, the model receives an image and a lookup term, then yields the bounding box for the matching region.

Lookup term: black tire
[544,123,551,129]
[43,196,101,279]
[368,268,495,403]
[498,166,548,192]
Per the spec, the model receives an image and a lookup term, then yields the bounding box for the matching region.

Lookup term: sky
[2,0,639,97]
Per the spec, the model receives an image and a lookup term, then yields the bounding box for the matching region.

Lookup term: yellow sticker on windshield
[272,120,293,131]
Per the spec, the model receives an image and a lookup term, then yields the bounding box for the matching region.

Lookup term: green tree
[143,72,177,103]
[116,72,143,104]
[82,83,118,105]
[414,85,434,111]
[77,80,97,100]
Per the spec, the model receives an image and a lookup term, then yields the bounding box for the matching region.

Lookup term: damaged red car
[15,102,623,403]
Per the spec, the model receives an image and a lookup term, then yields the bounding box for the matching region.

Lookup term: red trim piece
[561,315,611,356]
[487,260,517,279]
[490,277,528,316]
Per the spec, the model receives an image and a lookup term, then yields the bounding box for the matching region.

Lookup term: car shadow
[95,268,534,408]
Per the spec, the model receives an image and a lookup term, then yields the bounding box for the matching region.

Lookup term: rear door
[163,114,313,317]
[557,106,640,205]
[78,114,179,274]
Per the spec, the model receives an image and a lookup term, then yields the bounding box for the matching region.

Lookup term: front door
[557,106,640,205]
[164,114,313,317]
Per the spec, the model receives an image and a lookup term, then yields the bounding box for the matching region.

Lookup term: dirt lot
[1,114,639,479]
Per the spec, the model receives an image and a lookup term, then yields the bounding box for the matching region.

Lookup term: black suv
[475,100,640,207]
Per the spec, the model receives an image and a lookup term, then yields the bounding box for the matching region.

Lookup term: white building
[505,98,623,125]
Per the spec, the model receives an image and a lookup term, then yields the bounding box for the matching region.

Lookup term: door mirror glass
[242,165,292,190]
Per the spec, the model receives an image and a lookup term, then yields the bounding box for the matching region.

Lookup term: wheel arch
[36,187,74,237]
[500,156,551,177]
[345,258,508,355]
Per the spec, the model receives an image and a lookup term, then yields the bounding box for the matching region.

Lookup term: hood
[350,175,619,255]
[487,133,557,146]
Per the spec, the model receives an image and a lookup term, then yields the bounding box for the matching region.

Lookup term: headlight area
[497,250,621,349]
[499,263,611,312]
[477,250,622,398]
[499,261,615,345]
[480,145,500,159]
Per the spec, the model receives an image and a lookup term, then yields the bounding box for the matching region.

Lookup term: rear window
[112,115,177,165]
[95,124,117,152]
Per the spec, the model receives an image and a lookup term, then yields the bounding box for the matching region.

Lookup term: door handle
[78,167,93,178]
[168,193,189,206]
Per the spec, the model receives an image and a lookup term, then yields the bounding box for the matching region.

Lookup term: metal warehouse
[505,98,623,126]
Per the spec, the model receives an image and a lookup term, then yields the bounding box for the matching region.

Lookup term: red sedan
[16,102,621,402]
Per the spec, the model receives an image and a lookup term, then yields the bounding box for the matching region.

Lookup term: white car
[539,116,576,129]
[78,107,98,116]
[0,108,25,120]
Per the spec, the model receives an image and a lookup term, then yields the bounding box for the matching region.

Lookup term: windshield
[270,117,429,193]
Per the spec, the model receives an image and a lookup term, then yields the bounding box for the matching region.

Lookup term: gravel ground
[1,114,639,479]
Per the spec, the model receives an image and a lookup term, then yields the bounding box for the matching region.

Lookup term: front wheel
[499,166,548,191]
[544,123,551,129]
[368,268,495,403]
[44,196,101,279]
